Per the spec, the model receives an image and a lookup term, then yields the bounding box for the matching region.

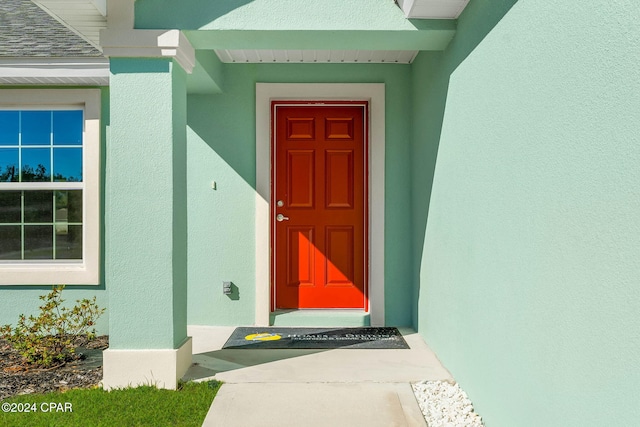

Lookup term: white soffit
[397,0,470,19]
[215,50,418,64]
[32,0,107,49]
[0,58,109,86]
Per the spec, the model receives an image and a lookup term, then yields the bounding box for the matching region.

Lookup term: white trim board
[216,49,418,64]
[397,0,470,19]
[255,83,385,326]
[0,58,109,86]
[101,29,195,74]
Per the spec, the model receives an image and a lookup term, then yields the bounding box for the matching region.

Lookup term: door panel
[325,150,354,208]
[287,150,315,208]
[287,226,315,287]
[325,117,354,139]
[287,117,315,140]
[273,104,367,309]
[325,226,355,286]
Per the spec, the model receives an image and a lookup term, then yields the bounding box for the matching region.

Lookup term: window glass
[0,190,83,261]
[24,191,53,223]
[21,148,51,182]
[0,192,20,223]
[56,190,83,223]
[0,91,98,284]
[53,148,82,182]
[0,225,21,260]
[53,111,83,145]
[24,225,53,259]
[0,111,19,146]
[0,148,19,182]
[56,225,82,260]
[0,109,85,262]
[54,190,83,260]
[21,111,51,145]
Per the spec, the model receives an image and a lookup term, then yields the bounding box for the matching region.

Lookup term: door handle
[276,213,290,222]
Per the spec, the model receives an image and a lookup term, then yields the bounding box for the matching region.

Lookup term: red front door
[272,103,368,309]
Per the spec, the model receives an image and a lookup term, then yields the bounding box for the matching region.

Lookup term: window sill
[0,262,99,285]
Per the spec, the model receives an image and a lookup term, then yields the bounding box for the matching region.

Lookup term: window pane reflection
[21,148,50,182]
[24,225,53,259]
[0,225,21,259]
[1,108,85,262]
[55,224,82,259]
[53,148,82,182]
[24,191,53,223]
[0,112,19,146]
[55,190,82,223]
[0,148,19,182]
[53,111,82,145]
[22,111,51,145]
[0,191,21,223]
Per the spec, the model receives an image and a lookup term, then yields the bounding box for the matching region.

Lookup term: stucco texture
[107,59,188,349]
[186,63,413,327]
[413,0,640,425]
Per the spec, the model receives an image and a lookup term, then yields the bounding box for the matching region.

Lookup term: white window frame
[0,89,100,285]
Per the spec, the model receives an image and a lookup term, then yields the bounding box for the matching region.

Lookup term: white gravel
[412,380,484,427]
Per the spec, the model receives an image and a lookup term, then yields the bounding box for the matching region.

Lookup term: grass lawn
[0,380,221,427]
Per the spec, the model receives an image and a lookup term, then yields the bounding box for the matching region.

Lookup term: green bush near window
[0,286,105,368]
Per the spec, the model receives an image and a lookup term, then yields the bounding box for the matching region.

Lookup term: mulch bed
[0,336,108,401]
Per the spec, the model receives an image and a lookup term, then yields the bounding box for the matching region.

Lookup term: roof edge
[32,0,105,52]
[0,57,109,86]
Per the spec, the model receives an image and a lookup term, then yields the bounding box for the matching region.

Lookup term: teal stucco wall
[413,0,640,425]
[0,87,110,335]
[187,63,413,327]
[107,58,188,349]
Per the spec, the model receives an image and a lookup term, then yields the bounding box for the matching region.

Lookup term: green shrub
[0,285,105,368]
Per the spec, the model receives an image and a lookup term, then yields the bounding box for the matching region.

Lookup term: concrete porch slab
[185,326,452,384]
[186,326,451,426]
[203,382,428,427]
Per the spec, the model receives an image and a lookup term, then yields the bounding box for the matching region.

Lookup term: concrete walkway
[184,326,452,427]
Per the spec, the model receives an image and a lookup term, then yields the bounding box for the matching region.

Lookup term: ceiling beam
[397,0,470,19]
[185,23,456,52]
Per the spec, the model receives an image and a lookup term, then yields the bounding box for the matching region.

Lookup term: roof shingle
[0,0,102,57]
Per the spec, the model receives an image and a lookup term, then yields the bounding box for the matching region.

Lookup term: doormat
[222,327,409,349]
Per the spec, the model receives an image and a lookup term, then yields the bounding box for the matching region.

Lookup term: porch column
[102,30,194,389]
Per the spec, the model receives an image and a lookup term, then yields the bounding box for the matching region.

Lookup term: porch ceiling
[184,21,456,53]
[173,1,457,65]
[214,49,418,64]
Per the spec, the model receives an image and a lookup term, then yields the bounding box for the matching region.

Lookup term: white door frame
[255,83,385,326]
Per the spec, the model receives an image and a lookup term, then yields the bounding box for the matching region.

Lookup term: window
[0,90,100,285]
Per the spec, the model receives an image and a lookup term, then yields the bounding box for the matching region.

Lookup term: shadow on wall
[186,96,367,310]
[187,94,256,189]
[410,0,520,329]
[135,0,255,30]
[134,0,424,32]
